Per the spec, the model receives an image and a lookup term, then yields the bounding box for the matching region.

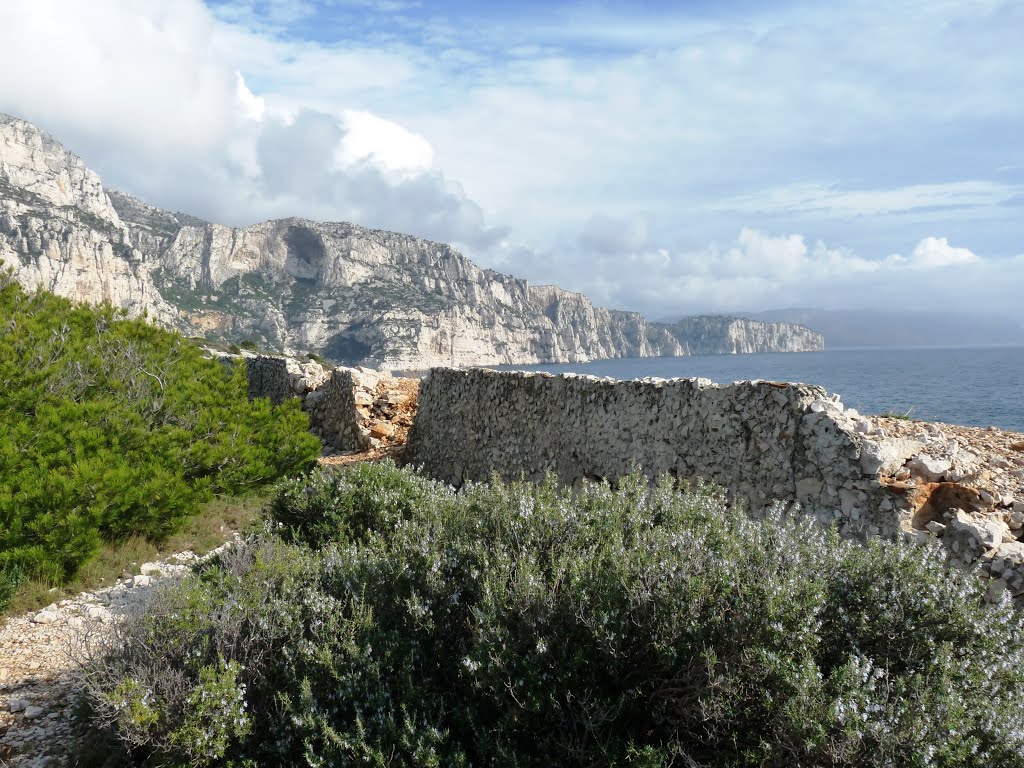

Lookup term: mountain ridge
[0,112,823,369]
[751,308,1022,349]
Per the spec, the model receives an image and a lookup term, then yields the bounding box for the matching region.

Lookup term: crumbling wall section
[245,355,366,452]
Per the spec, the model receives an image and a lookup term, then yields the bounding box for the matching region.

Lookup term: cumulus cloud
[0,0,502,249]
[235,73,266,122]
[336,110,434,175]
[251,109,504,248]
[518,225,1013,320]
[0,0,241,153]
[905,237,980,268]
[0,0,1019,320]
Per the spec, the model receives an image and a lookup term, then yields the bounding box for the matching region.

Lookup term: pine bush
[0,273,321,594]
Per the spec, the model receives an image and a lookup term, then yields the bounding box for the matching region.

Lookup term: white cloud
[0,0,501,248]
[336,110,434,175]
[0,0,241,153]
[505,226,1013,320]
[906,237,980,268]
[235,73,266,121]
[0,0,1020,320]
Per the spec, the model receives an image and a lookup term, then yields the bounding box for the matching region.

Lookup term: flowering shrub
[268,460,445,548]
[82,464,1024,766]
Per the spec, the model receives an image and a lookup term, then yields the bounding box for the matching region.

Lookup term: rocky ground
[873,415,1024,506]
[867,415,1024,600]
[0,547,232,767]
[320,371,420,468]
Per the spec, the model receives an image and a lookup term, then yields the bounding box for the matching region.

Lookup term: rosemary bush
[81,463,1024,767]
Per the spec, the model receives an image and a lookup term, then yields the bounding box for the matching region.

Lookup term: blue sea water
[496,346,1024,433]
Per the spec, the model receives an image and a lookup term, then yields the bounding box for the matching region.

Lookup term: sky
[0,0,1022,319]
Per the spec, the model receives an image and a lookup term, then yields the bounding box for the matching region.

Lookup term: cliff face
[0,115,180,326]
[669,316,825,355]
[0,114,823,369]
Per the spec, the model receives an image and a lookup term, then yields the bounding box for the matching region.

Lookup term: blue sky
[0,0,1022,318]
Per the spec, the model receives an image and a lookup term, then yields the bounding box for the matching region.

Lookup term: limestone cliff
[668,316,825,355]
[0,113,823,369]
[0,115,179,326]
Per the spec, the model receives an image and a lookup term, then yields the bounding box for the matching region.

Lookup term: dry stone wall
[304,369,363,451]
[407,369,1024,602]
[245,356,292,405]
[245,355,367,452]
[240,362,1024,601]
[406,368,901,537]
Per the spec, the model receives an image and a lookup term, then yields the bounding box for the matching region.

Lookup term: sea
[496,346,1024,434]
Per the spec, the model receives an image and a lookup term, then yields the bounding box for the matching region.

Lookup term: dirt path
[0,550,225,767]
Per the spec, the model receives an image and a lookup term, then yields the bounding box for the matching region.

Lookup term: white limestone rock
[995,541,1024,565]
[906,453,952,483]
[31,607,59,625]
[8,699,28,713]
[859,438,926,476]
[948,510,1009,550]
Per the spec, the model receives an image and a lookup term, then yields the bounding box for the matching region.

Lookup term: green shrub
[268,461,447,548]
[0,274,321,584]
[81,465,1024,767]
[0,563,24,613]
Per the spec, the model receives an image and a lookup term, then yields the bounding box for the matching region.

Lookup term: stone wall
[406,369,1024,602]
[303,369,364,451]
[406,368,911,538]
[245,355,367,452]
[245,357,292,405]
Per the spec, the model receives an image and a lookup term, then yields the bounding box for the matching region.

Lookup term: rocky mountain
[0,113,823,369]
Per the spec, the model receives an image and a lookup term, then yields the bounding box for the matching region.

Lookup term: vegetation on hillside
[0,271,321,607]
[80,463,1024,767]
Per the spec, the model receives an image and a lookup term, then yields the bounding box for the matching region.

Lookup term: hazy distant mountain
[749,308,1023,349]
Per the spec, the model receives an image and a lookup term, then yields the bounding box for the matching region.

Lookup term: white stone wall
[406,368,906,538]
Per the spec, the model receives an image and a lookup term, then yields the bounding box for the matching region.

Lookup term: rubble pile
[322,369,419,467]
